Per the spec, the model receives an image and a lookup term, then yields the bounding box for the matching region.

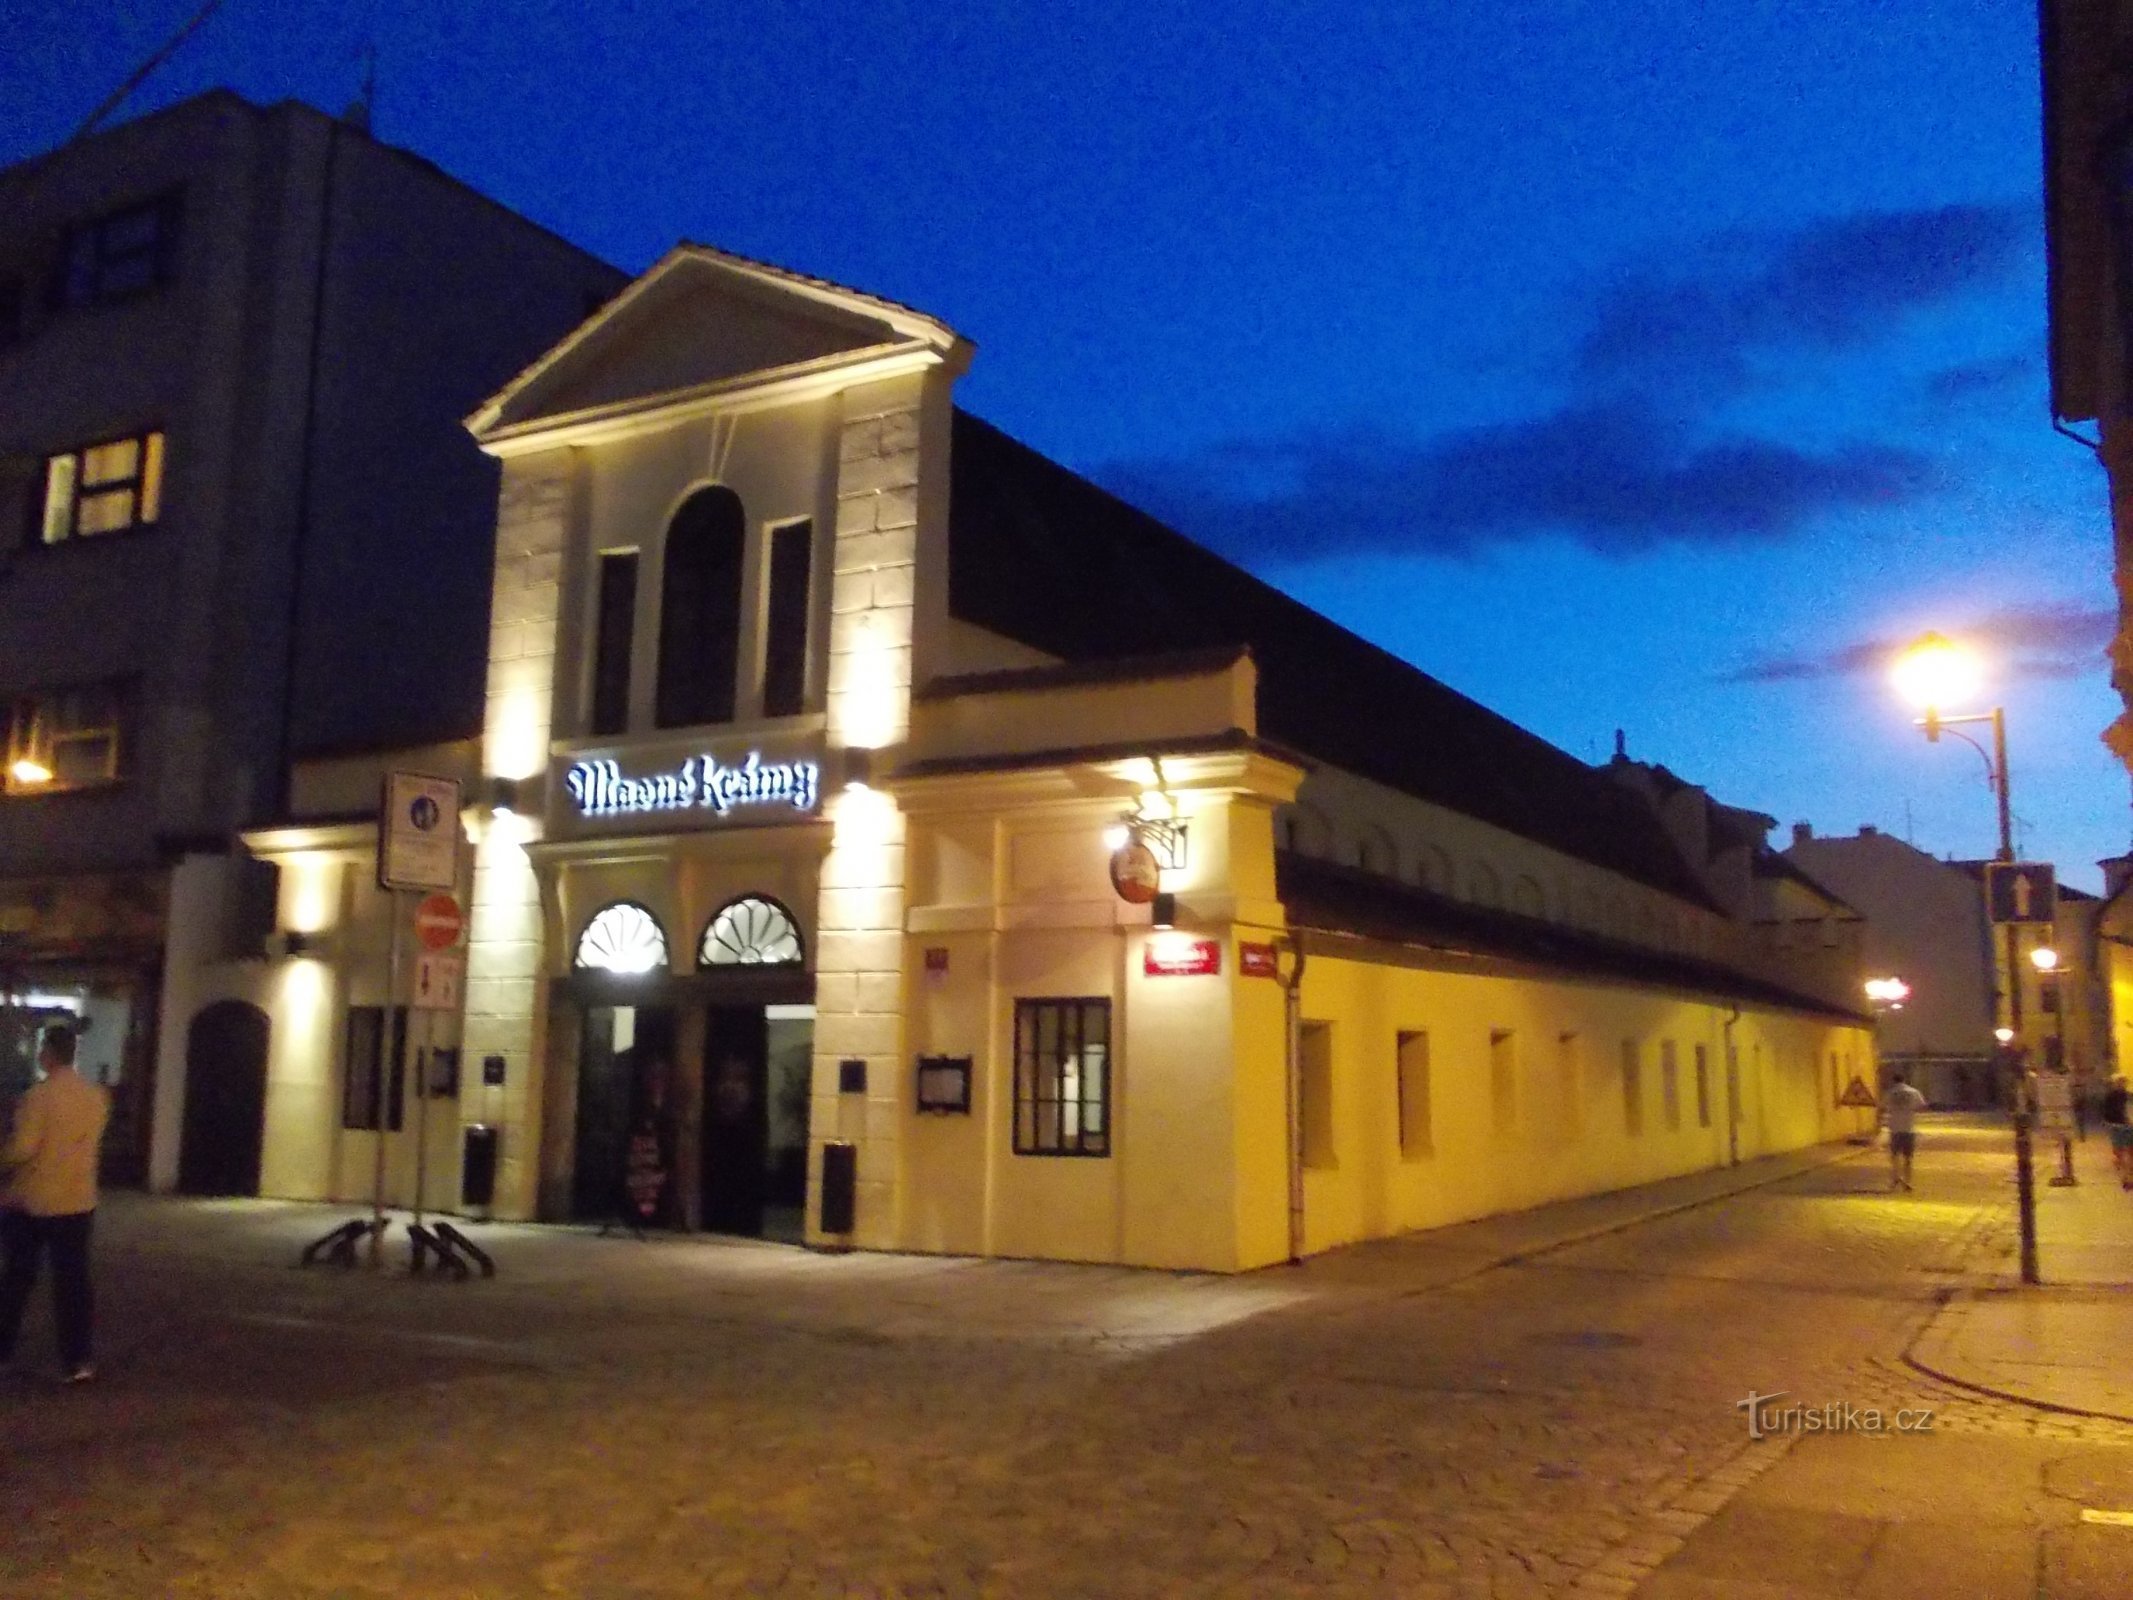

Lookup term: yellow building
[202,246,1873,1269]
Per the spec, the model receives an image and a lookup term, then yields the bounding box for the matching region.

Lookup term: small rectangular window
[5,681,130,794]
[1396,1030,1431,1159]
[341,1006,408,1132]
[2039,983,2060,1015]
[1661,1040,1681,1130]
[1489,1029,1517,1136]
[1694,1044,1711,1128]
[41,429,165,543]
[56,193,180,310]
[761,519,813,718]
[1301,1021,1336,1169]
[1621,1041,1643,1136]
[1558,1032,1582,1138]
[1013,998,1110,1156]
[589,551,637,736]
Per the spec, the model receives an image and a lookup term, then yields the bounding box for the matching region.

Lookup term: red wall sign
[1238,941,1279,979]
[1144,937,1222,978]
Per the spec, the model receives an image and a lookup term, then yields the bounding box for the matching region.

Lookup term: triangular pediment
[471,244,965,440]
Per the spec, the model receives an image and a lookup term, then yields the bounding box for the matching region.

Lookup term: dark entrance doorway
[701,1003,813,1240]
[177,1000,269,1196]
[573,1005,678,1225]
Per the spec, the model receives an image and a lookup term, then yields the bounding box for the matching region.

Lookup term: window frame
[54,191,182,312]
[588,549,639,737]
[37,427,166,545]
[341,1006,409,1133]
[4,679,132,795]
[1012,997,1113,1158]
[1395,1029,1432,1159]
[759,517,815,719]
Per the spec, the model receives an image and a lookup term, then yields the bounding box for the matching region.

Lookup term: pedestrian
[0,1024,111,1383]
[1881,1069,1926,1192]
[2102,1074,2133,1191]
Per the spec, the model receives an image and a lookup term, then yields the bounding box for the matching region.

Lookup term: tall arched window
[656,486,745,727]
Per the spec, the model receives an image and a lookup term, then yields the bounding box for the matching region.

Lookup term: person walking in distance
[2102,1074,2133,1191]
[1882,1069,1927,1192]
[0,1025,110,1382]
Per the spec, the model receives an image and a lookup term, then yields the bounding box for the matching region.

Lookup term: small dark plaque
[915,1054,973,1115]
[427,1047,461,1098]
[838,1057,868,1094]
[482,1053,507,1087]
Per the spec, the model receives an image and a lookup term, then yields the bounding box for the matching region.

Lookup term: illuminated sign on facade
[565,752,821,819]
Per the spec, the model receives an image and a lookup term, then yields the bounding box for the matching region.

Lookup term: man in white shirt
[1882,1069,1927,1192]
[0,1025,111,1382]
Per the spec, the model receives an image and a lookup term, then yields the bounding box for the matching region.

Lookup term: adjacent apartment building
[0,91,623,1185]
[181,243,1876,1270]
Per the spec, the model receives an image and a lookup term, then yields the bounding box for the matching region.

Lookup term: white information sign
[413,951,465,1011]
[381,772,462,891]
[2034,1072,2075,1136]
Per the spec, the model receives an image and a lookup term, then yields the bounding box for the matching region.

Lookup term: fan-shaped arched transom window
[575,902,669,974]
[698,896,804,967]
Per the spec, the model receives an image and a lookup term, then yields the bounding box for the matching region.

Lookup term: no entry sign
[414,893,465,952]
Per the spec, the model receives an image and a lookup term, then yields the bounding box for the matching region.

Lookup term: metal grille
[1013,998,1111,1157]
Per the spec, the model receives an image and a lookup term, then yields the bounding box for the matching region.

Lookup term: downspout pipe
[1274,933,1307,1264]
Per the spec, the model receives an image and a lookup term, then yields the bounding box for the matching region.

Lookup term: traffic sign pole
[369,887,405,1266]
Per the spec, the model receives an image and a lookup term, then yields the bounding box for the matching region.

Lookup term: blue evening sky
[6,0,2117,884]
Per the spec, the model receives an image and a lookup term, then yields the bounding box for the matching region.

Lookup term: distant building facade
[1783,824,2112,1107]
[0,91,623,1188]
[208,244,1876,1268]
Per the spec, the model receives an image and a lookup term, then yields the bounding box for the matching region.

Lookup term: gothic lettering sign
[565,752,821,820]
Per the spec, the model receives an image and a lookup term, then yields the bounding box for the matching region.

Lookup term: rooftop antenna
[70,0,227,145]
[343,38,377,133]
[1612,728,1627,762]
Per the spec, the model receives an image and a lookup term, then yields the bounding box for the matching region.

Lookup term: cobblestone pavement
[4,1126,2122,1598]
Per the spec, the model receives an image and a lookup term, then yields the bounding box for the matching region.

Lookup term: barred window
[1013,998,1111,1157]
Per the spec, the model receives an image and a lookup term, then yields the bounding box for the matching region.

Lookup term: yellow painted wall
[1231,948,1868,1265]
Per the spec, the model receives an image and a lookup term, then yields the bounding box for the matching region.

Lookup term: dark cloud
[1101,399,1941,561]
[1719,601,2114,685]
[1096,202,2022,562]
[1578,204,2033,392]
[1923,353,2038,403]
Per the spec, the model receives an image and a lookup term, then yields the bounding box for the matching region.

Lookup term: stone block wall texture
[461,451,572,1218]
[811,377,926,1246]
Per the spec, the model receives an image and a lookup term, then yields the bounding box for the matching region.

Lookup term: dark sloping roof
[1278,853,1863,1022]
[947,411,1714,906]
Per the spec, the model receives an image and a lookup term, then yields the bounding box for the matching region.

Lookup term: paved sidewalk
[1908,1119,2133,1423]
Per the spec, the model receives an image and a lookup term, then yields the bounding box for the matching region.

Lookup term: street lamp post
[1894,632,2039,1284]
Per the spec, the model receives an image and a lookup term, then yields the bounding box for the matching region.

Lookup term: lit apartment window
[1013,998,1111,1156]
[5,682,129,794]
[42,430,165,543]
[57,194,180,309]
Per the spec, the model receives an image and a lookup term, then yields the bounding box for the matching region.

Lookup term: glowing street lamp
[1863,976,1911,1008]
[8,757,53,787]
[1891,630,2036,1281]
